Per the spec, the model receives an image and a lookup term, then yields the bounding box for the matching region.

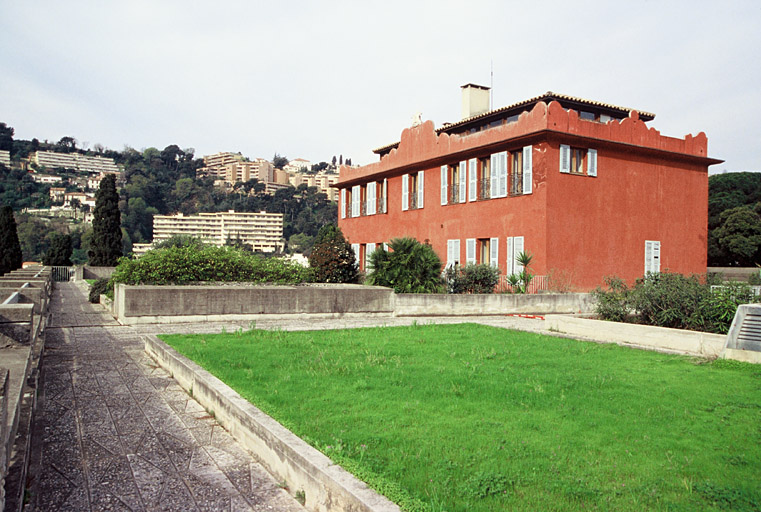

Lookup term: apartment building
[136,210,284,254]
[224,159,274,185]
[31,174,64,184]
[0,150,10,167]
[49,187,65,203]
[337,85,722,291]
[198,152,245,179]
[63,192,96,208]
[284,158,311,173]
[289,171,339,200]
[30,151,120,174]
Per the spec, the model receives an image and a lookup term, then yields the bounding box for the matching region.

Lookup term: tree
[43,233,73,266]
[308,224,358,283]
[366,237,444,293]
[714,204,761,266]
[273,153,288,170]
[0,122,14,152]
[346,158,352,166]
[88,174,122,266]
[0,205,23,275]
[332,155,337,166]
[56,136,77,153]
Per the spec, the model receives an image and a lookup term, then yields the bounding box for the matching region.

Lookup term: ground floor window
[645,240,661,274]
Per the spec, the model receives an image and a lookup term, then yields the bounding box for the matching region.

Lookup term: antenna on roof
[490,59,494,110]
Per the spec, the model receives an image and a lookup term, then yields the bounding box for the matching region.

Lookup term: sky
[1,1,760,172]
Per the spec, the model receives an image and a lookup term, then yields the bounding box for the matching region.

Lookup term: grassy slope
[161,324,761,512]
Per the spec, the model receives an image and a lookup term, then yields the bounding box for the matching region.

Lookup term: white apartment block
[31,151,120,174]
[151,210,284,253]
[199,152,245,178]
[0,150,10,167]
[63,192,96,208]
[283,158,311,173]
[31,174,64,184]
[223,159,274,185]
[288,171,339,201]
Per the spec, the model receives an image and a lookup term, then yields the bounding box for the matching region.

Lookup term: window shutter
[459,161,467,203]
[587,149,598,177]
[383,178,388,212]
[653,241,660,272]
[417,170,424,209]
[447,240,455,268]
[466,238,476,264]
[468,158,477,202]
[560,144,571,173]
[441,165,448,205]
[367,243,376,258]
[453,239,460,266]
[340,189,346,218]
[514,236,525,273]
[351,185,360,217]
[351,243,360,262]
[507,237,514,275]
[490,153,499,198]
[490,237,499,268]
[367,182,376,215]
[402,174,409,211]
[645,240,661,274]
[498,151,507,197]
[523,146,533,194]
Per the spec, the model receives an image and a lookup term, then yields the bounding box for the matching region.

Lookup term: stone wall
[395,293,593,316]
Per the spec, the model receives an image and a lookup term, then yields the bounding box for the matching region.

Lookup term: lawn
[160,324,761,511]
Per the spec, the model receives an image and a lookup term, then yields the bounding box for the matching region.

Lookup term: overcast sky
[1,1,759,171]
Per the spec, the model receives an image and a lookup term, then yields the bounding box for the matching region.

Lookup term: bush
[308,225,359,283]
[153,235,207,250]
[110,245,314,286]
[366,238,444,293]
[445,263,500,294]
[89,277,110,303]
[593,271,760,334]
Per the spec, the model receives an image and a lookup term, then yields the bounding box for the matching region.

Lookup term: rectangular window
[402,174,409,211]
[522,146,533,194]
[466,238,476,264]
[511,150,523,196]
[416,170,424,209]
[351,185,361,217]
[560,144,596,177]
[490,237,499,268]
[380,179,388,213]
[458,161,467,204]
[351,243,360,264]
[440,165,448,205]
[446,239,461,268]
[468,158,478,202]
[506,236,525,276]
[480,157,491,200]
[367,181,376,215]
[340,189,346,219]
[645,240,661,274]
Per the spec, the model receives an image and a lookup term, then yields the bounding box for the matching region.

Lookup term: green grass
[160,324,761,511]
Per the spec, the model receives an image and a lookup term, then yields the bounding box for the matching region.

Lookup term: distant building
[63,191,96,208]
[30,151,120,174]
[283,158,311,173]
[49,187,66,203]
[289,171,339,200]
[0,150,10,167]
[223,159,274,185]
[134,210,284,255]
[198,152,245,179]
[31,173,64,184]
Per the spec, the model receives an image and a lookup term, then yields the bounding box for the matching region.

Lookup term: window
[446,239,461,268]
[340,189,346,219]
[490,151,507,198]
[378,179,387,213]
[351,185,361,217]
[441,164,467,205]
[476,238,499,267]
[645,240,661,274]
[468,158,478,202]
[479,156,491,200]
[466,238,476,264]
[403,171,424,210]
[511,150,523,195]
[351,243,360,265]
[560,145,597,177]
[367,182,377,215]
[506,236,525,276]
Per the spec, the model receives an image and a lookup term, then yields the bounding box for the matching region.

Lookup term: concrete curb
[144,334,401,512]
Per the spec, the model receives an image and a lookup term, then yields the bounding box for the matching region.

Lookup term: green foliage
[153,235,207,250]
[593,271,759,334]
[42,233,73,266]
[708,172,761,266]
[89,174,122,266]
[88,277,110,303]
[713,204,761,266]
[592,276,631,322]
[504,251,534,294]
[0,205,23,275]
[748,269,761,285]
[272,153,288,169]
[110,245,313,286]
[366,237,444,293]
[308,224,358,283]
[445,263,500,294]
[0,164,51,210]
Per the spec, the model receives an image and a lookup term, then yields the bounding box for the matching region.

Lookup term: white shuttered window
[560,144,571,174]
[490,237,499,268]
[340,189,346,219]
[466,238,476,264]
[522,146,533,194]
[506,236,526,275]
[351,185,360,217]
[490,154,499,198]
[587,149,598,177]
[468,158,478,202]
[417,170,424,209]
[440,165,448,205]
[645,240,661,274]
[367,182,376,215]
[446,239,461,268]
[402,174,409,211]
[459,161,467,203]
[497,151,508,198]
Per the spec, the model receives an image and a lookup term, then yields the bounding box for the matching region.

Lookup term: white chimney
[461,83,491,120]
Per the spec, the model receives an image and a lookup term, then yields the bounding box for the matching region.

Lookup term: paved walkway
[29,282,306,511]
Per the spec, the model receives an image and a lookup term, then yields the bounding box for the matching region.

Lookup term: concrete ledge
[395,293,593,316]
[545,315,726,358]
[145,334,400,512]
[0,304,34,324]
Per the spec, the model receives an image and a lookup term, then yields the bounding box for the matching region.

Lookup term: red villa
[337,85,722,291]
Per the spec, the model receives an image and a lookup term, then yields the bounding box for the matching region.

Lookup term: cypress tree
[88,174,122,266]
[43,233,73,266]
[0,205,23,276]
[308,224,359,283]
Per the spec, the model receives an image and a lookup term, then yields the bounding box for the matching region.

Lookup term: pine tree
[0,205,23,275]
[308,224,358,283]
[88,174,122,266]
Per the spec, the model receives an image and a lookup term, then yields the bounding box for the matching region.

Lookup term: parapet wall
[395,292,593,316]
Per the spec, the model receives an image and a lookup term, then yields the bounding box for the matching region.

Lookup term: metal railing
[478,179,491,200]
[494,274,548,294]
[51,266,74,282]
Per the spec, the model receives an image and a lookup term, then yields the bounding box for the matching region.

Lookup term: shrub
[629,272,707,329]
[592,276,631,322]
[445,263,500,294]
[366,238,444,293]
[153,235,207,250]
[308,225,359,283]
[89,277,110,303]
[748,270,761,285]
[110,245,313,286]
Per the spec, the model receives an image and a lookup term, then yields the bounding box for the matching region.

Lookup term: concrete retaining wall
[115,284,395,325]
[545,315,726,358]
[708,267,759,282]
[74,265,116,281]
[395,293,593,316]
[145,335,400,512]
